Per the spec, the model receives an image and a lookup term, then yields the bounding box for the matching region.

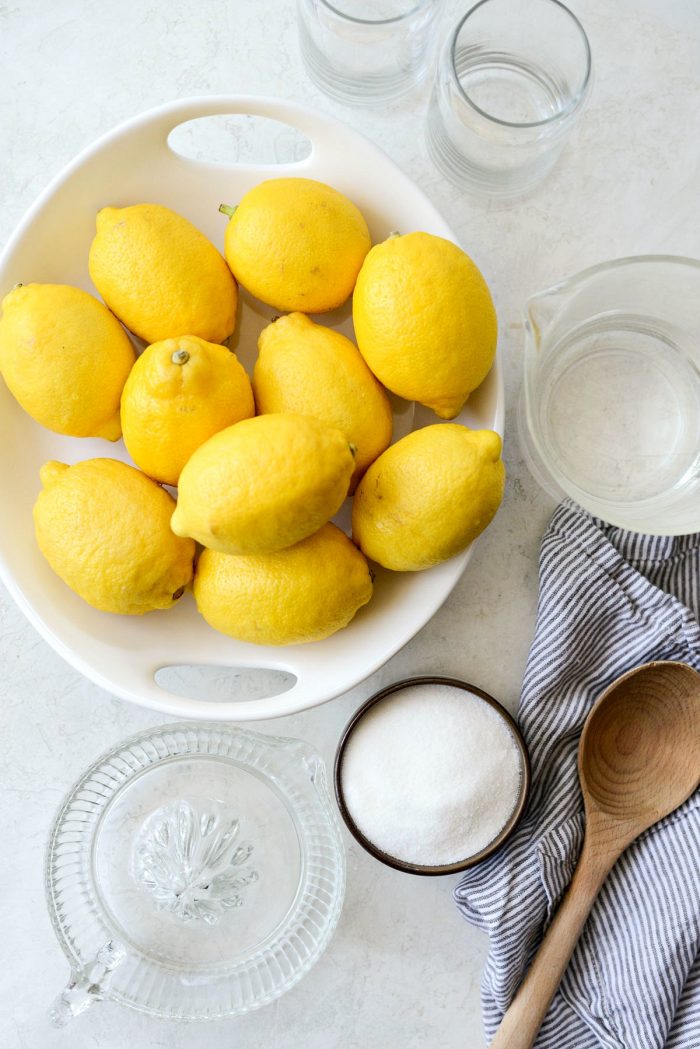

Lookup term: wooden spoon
[490,660,700,1049]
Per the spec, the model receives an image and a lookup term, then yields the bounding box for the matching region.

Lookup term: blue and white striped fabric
[455,501,700,1049]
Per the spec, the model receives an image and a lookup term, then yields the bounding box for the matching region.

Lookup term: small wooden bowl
[334,676,531,876]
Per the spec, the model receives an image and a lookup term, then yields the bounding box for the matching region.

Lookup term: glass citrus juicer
[519,255,700,534]
[45,724,345,1023]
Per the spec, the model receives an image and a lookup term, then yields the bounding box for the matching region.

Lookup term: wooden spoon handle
[489,843,613,1049]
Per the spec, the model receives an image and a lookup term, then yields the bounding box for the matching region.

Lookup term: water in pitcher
[536,319,700,503]
[521,257,700,535]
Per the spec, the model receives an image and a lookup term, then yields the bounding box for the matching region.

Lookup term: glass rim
[450,0,592,130]
[318,0,432,27]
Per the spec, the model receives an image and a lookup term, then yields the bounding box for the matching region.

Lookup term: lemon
[121,335,254,486]
[352,232,497,419]
[88,203,238,344]
[254,313,392,492]
[194,523,373,645]
[0,283,135,440]
[221,178,371,313]
[352,424,505,571]
[34,458,195,614]
[171,413,355,555]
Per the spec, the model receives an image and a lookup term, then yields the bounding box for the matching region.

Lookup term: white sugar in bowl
[334,676,530,875]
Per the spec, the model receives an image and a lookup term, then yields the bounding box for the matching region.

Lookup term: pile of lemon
[0,177,504,646]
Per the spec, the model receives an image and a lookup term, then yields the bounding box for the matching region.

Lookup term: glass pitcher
[519,255,700,535]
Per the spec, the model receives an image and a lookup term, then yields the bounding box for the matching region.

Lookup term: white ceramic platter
[0,96,503,720]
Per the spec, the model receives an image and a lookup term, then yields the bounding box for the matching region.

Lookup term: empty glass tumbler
[297,0,445,106]
[427,0,592,197]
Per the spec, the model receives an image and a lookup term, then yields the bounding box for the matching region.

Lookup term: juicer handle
[49,940,126,1026]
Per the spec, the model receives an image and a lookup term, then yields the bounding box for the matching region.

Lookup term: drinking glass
[426,0,592,197]
[297,0,445,106]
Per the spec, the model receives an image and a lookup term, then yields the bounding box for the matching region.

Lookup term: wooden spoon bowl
[581,661,700,834]
[491,660,700,1049]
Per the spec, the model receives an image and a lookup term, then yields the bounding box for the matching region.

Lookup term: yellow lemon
[121,335,254,486]
[0,283,135,440]
[194,523,373,645]
[33,458,195,614]
[171,413,355,555]
[254,313,392,492]
[352,424,505,571]
[352,232,497,419]
[88,203,238,344]
[221,177,371,313]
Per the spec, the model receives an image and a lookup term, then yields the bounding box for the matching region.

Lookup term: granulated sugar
[340,683,523,866]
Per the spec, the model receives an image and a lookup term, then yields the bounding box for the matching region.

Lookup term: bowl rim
[334,675,531,876]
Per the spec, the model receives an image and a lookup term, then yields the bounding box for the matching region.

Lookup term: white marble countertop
[1,1,698,1046]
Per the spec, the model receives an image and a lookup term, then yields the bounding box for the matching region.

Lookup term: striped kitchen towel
[455,501,700,1049]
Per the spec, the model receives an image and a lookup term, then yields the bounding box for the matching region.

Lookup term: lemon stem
[218,203,238,218]
[388,230,401,239]
[171,349,190,366]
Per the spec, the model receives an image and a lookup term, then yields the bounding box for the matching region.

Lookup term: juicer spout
[49,939,126,1026]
